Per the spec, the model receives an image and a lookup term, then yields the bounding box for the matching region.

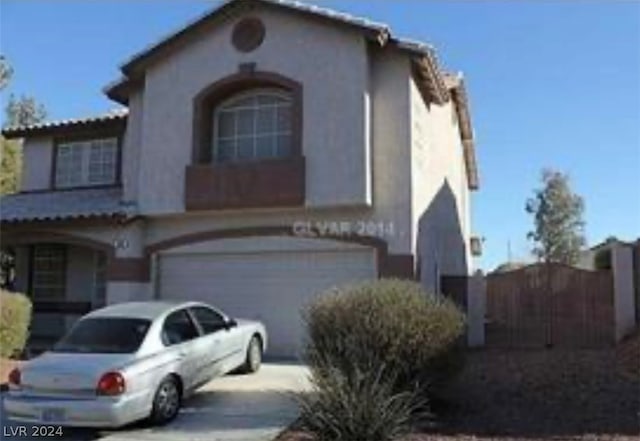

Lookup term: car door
[160,309,203,391]
[188,306,242,378]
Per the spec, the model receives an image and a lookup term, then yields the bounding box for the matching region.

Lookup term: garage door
[158,248,376,358]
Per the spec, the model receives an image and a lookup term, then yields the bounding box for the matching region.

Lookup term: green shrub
[303,279,466,391]
[297,362,428,441]
[0,290,32,358]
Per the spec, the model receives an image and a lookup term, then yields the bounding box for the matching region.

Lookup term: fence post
[467,270,486,347]
[612,244,636,342]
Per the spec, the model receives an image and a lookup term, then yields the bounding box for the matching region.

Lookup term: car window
[162,309,200,346]
[53,318,150,354]
[190,306,227,335]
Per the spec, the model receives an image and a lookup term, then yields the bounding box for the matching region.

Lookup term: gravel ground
[277,348,639,441]
[423,349,639,440]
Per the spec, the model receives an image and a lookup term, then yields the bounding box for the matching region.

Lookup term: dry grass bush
[298,279,466,441]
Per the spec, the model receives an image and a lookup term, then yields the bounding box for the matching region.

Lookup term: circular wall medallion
[232,17,265,53]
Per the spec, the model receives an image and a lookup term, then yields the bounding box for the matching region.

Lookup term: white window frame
[212,89,293,163]
[55,137,118,188]
[31,244,66,301]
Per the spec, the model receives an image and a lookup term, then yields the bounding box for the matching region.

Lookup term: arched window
[213,89,292,163]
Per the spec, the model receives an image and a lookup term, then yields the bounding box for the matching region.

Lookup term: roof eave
[449,76,479,190]
[120,0,390,78]
[1,116,127,140]
[104,79,131,105]
[0,212,127,226]
[104,76,145,105]
[463,139,480,190]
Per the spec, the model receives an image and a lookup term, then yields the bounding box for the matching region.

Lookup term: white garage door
[158,248,376,358]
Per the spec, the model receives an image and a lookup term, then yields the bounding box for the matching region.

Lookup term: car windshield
[53,318,151,354]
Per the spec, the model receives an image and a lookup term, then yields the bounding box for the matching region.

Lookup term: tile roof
[2,109,128,139]
[0,188,135,223]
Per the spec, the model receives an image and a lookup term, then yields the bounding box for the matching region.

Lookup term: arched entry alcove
[1,232,114,351]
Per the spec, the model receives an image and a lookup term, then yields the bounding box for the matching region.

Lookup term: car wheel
[150,376,181,425]
[241,336,262,374]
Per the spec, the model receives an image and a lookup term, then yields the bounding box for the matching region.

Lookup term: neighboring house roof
[1,109,128,139]
[589,237,639,251]
[490,261,531,274]
[0,188,134,224]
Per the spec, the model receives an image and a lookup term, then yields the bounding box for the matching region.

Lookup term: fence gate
[486,263,614,348]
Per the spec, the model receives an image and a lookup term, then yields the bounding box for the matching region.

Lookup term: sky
[1,0,639,271]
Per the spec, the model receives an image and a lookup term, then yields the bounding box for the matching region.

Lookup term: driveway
[1,363,310,441]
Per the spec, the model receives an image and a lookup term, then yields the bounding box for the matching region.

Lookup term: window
[55,137,118,188]
[53,318,150,354]
[190,306,227,335]
[213,89,292,163]
[31,244,66,300]
[161,309,200,346]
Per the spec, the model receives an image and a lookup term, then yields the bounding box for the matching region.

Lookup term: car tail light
[96,372,126,396]
[8,368,21,387]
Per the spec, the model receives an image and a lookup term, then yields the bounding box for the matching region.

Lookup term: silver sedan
[4,301,267,427]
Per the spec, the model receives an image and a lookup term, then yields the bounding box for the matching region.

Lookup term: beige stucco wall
[135,6,371,214]
[107,282,153,304]
[20,137,53,191]
[369,48,413,255]
[122,90,144,202]
[410,78,472,292]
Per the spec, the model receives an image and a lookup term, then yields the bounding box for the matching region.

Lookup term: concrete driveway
[1,364,310,441]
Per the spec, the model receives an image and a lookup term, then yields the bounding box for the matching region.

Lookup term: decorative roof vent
[232,17,265,53]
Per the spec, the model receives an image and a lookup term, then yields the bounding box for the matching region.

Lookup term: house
[0,0,479,357]
[577,237,638,270]
[578,237,640,325]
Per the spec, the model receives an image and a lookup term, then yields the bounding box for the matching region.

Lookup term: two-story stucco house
[0,0,479,357]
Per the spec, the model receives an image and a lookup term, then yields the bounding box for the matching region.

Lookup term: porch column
[467,270,486,347]
[612,244,635,342]
[13,246,30,293]
[106,220,152,304]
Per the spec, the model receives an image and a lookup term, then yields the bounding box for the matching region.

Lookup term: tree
[0,138,22,195]
[0,57,47,194]
[526,168,586,264]
[0,56,13,90]
[5,94,47,128]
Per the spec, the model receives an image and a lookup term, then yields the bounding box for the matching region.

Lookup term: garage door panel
[158,249,376,358]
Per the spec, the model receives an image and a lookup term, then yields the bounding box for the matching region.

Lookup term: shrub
[303,279,466,391]
[0,290,32,358]
[298,280,465,440]
[297,361,428,441]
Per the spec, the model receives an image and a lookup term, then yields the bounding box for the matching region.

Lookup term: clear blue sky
[1,0,639,270]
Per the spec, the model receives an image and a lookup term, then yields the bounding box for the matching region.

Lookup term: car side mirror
[225,318,238,330]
